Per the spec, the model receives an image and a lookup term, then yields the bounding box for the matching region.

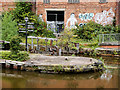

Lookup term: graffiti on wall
[66,8,115,28]
[39,14,44,22]
[66,13,77,29]
[94,8,115,26]
[79,23,86,27]
[79,13,94,21]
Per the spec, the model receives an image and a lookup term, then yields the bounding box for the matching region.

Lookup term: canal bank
[0,54,105,73]
[1,56,119,88]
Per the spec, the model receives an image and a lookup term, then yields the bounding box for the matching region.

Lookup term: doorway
[47,11,64,33]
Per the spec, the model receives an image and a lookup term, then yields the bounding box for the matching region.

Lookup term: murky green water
[1,56,120,88]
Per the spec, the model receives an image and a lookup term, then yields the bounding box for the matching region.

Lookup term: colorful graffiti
[79,23,86,27]
[94,8,115,26]
[66,8,115,28]
[79,13,94,21]
[66,13,77,29]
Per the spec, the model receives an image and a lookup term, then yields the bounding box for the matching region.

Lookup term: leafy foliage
[10,2,55,38]
[74,21,119,40]
[1,51,29,61]
[2,12,18,41]
[57,29,77,49]
[10,36,22,54]
[11,2,33,22]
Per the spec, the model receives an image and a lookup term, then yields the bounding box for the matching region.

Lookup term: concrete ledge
[0,55,105,73]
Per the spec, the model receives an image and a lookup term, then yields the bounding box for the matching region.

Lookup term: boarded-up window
[100,0,107,3]
[43,0,50,4]
[68,0,80,3]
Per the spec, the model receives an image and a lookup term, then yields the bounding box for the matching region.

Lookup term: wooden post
[45,39,48,52]
[31,38,33,50]
[36,38,39,51]
[50,40,53,46]
[76,43,79,53]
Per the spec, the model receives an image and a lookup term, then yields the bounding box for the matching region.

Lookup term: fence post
[36,38,39,51]
[31,38,33,50]
[99,34,101,43]
[102,34,104,43]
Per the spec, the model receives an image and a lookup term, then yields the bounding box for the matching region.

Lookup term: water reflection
[100,70,112,81]
[1,56,119,88]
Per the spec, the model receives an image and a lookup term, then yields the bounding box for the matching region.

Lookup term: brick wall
[36,1,117,26]
[1,0,119,26]
[0,1,16,13]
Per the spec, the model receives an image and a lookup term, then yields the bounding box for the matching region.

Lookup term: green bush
[74,21,118,40]
[10,36,22,54]
[1,51,29,61]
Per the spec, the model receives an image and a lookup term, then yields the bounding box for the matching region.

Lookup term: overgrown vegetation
[57,29,77,49]
[74,21,119,40]
[9,2,55,38]
[1,51,29,61]
[1,36,29,61]
[10,36,22,54]
[2,12,18,41]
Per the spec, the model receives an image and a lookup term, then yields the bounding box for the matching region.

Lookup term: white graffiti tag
[66,13,77,29]
[94,8,115,26]
[39,14,44,22]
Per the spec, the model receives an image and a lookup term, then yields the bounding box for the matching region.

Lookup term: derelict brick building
[1,0,120,32]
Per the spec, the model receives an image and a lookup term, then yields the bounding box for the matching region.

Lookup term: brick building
[1,0,120,32]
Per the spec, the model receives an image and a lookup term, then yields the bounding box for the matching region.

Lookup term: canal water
[1,56,120,88]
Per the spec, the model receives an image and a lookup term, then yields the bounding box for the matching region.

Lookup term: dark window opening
[47,11,64,21]
[68,0,80,3]
[99,0,107,3]
[47,11,64,33]
[43,0,50,4]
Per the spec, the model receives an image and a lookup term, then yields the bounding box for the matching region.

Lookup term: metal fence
[99,33,120,43]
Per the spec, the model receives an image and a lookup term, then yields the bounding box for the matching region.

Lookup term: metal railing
[99,33,120,43]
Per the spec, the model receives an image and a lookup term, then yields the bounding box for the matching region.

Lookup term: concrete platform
[0,54,105,73]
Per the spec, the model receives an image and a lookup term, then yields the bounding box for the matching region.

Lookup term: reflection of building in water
[100,70,112,81]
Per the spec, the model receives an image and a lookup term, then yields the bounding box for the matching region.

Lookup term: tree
[11,2,33,22]
[2,12,18,41]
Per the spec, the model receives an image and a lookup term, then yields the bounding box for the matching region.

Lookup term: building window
[99,0,107,3]
[43,0,50,4]
[68,0,80,3]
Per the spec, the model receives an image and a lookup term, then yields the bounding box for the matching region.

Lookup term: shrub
[1,51,29,61]
[57,29,77,52]
[10,36,22,54]
[74,21,118,40]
